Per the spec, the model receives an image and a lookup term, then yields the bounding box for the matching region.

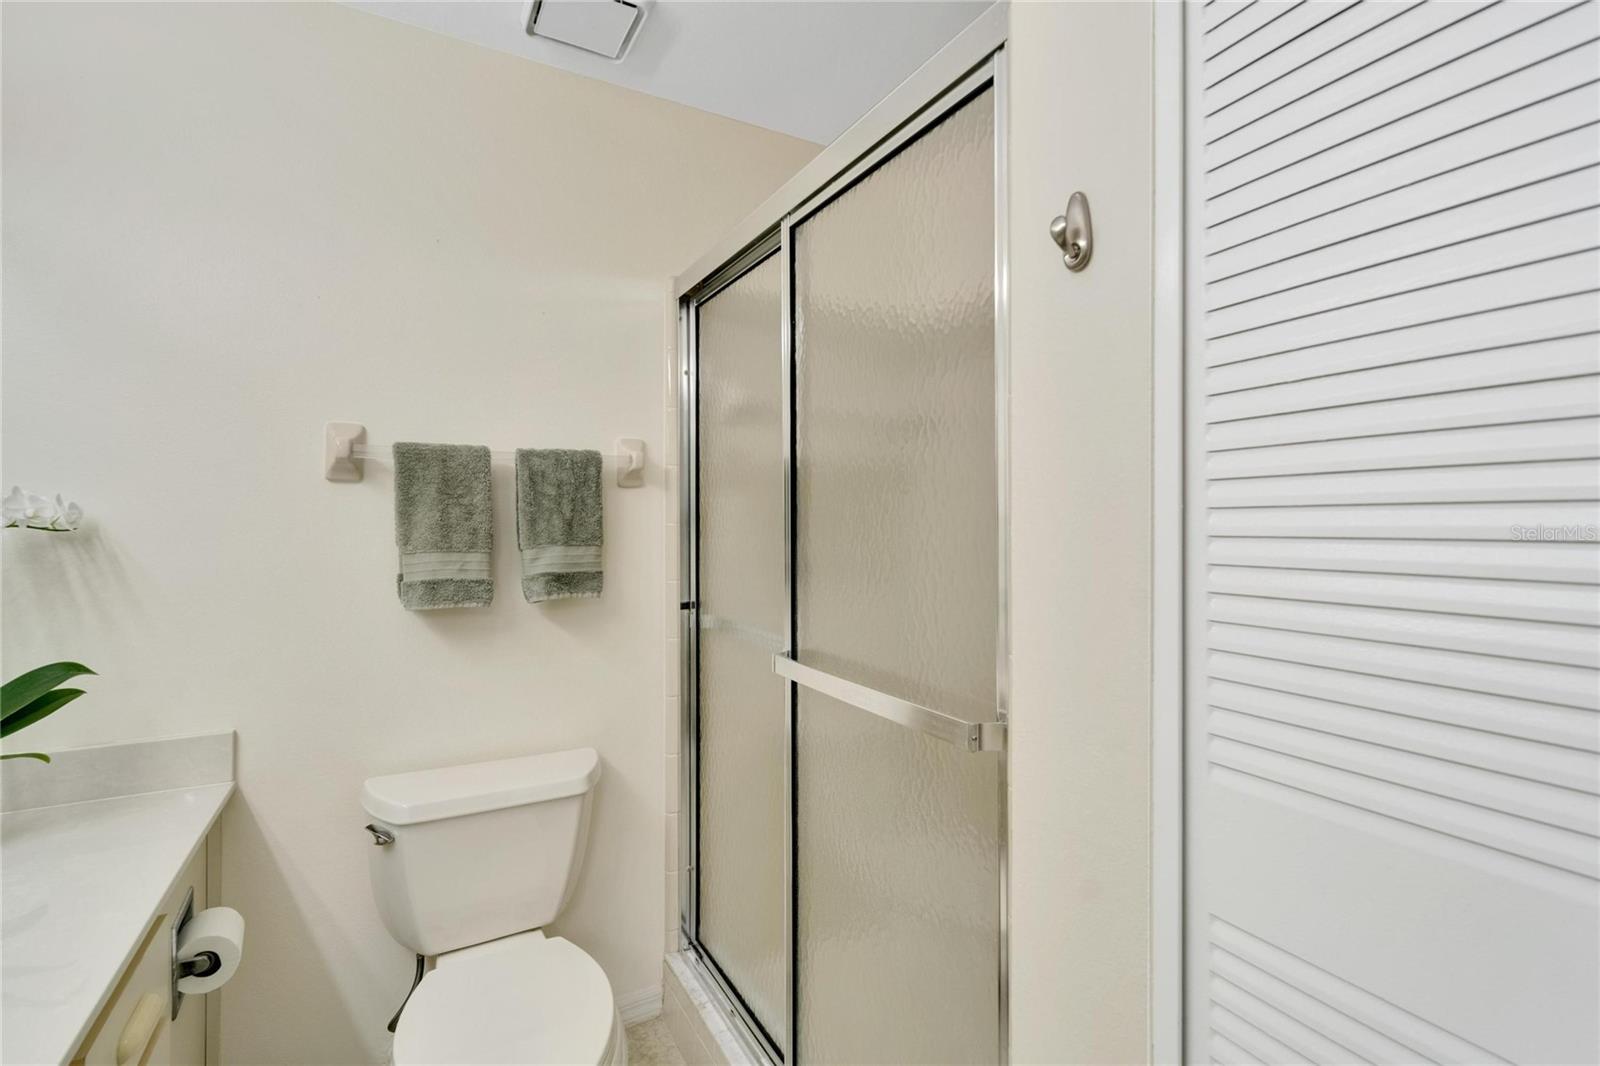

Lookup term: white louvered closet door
[1184,1,1600,1063]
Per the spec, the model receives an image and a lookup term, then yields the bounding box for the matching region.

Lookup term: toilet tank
[362,748,601,957]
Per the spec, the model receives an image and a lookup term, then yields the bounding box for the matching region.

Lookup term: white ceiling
[341,1,989,145]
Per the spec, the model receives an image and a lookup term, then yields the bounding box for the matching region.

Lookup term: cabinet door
[71,841,208,1066]
[73,916,170,1066]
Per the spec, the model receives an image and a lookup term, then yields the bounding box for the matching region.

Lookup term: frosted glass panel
[695,253,786,1049]
[793,88,999,1064]
[796,690,999,1063]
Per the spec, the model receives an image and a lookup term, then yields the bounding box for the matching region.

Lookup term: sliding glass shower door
[693,252,788,1054]
[683,65,1005,1066]
[790,85,1000,1065]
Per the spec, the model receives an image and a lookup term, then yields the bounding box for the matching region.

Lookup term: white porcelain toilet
[361,747,626,1065]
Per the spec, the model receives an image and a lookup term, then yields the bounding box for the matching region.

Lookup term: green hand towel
[516,448,603,602]
[393,442,493,610]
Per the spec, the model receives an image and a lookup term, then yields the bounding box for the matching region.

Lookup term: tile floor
[627,1017,687,1066]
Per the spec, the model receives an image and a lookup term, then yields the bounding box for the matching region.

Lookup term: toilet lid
[393,935,617,1065]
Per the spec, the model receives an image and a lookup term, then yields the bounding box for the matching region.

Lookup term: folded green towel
[393,442,493,610]
[516,448,602,602]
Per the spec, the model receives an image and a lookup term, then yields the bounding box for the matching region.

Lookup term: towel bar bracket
[324,421,366,482]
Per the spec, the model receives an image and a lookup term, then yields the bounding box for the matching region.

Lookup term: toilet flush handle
[365,823,395,846]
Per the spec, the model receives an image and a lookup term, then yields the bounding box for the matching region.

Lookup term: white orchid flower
[52,495,83,531]
[1,486,82,531]
[1,486,26,527]
[21,491,55,527]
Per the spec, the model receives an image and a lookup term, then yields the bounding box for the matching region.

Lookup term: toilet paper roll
[175,906,245,995]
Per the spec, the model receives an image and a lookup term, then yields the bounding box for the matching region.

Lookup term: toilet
[361,747,625,1065]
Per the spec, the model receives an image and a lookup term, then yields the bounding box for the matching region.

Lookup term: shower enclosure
[677,17,1008,1063]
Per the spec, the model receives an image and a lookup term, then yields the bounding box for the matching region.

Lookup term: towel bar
[324,422,645,486]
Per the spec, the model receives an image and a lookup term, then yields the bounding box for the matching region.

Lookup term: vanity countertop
[1,733,234,1066]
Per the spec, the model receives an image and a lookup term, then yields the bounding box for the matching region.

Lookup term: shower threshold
[663,949,775,1066]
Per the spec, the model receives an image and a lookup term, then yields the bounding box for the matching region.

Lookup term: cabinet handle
[116,992,163,1065]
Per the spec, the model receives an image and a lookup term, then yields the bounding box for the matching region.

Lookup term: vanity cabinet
[71,843,208,1066]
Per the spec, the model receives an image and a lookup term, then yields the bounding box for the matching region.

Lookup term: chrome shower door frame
[678,233,786,1064]
[677,8,1010,1062]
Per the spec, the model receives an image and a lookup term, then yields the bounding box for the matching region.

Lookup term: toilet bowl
[391,932,625,1066]
[362,748,621,1066]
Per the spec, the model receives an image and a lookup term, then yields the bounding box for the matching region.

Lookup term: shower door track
[676,7,1011,1062]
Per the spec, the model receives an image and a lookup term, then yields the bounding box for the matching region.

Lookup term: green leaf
[1,662,94,720]
[0,688,85,738]
[0,751,50,763]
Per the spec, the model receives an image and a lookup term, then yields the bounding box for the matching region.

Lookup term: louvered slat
[1203,1,1429,115]
[1209,946,1442,1064]
[1210,708,1599,833]
[1209,594,1599,666]
[1206,418,1600,478]
[1209,622,1598,711]
[1206,377,1600,449]
[1205,678,1600,789]
[1205,0,1311,64]
[1204,0,1265,38]
[1206,536,1600,583]
[1208,333,1598,414]
[1206,252,1600,364]
[1211,972,1367,1064]
[1208,651,1600,751]
[1210,919,1514,1064]
[1206,1,1503,139]
[1208,124,1600,266]
[1209,1001,1308,1065]
[1207,460,1599,508]
[1209,742,1598,877]
[1207,166,1600,290]
[1207,91,1600,251]
[1207,501,1600,539]
[1204,5,1597,194]
[1208,565,1600,625]
[1207,297,1598,391]
[1208,204,1600,334]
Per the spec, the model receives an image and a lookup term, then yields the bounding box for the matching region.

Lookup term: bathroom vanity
[0,733,234,1065]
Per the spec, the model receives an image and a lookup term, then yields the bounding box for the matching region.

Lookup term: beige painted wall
[1007,2,1157,1062]
[0,4,814,1062]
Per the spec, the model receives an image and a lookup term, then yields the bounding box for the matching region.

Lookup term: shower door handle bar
[772,655,1006,753]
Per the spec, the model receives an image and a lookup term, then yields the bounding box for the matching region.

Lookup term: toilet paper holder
[170,888,221,1020]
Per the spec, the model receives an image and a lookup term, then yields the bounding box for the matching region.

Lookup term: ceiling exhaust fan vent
[525,0,647,62]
